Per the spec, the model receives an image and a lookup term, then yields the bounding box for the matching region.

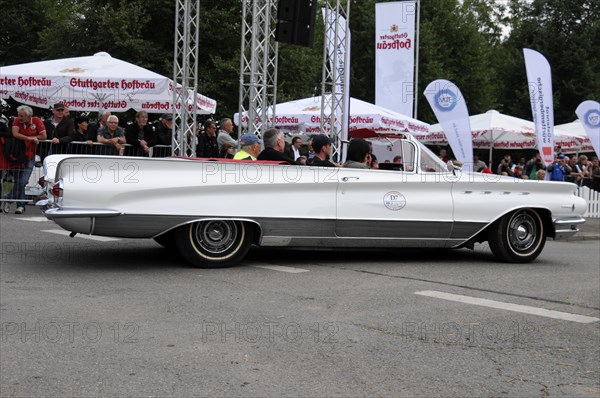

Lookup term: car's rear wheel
[174,220,253,268]
[488,209,546,263]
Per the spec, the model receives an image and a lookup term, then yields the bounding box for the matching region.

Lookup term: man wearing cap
[233,133,262,160]
[547,154,571,181]
[307,134,337,167]
[257,128,300,164]
[43,102,75,155]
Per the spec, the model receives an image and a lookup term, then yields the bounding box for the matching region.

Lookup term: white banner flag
[524,48,554,165]
[575,100,600,156]
[375,1,416,117]
[424,79,473,167]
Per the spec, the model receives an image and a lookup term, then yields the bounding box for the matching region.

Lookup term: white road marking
[253,265,309,273]
[415,290,600,324]
[42,229,121,242]
[18,217,50,222]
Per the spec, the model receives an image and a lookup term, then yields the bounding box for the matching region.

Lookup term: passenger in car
[307,135,338,167]
[370,153,379,169]
[343,139,370,169]
[233,133,262,160]
[220,142,235,159]
[257,128,300,164]
[388,155,403,171]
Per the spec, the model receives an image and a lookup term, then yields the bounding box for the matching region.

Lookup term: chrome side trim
[151,217,263,239]
[44,208,122,219]
[260,236,461,248]
[553,216,586,240]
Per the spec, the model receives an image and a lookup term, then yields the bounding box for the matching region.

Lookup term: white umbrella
[429,111,597,165]
[234,95,429,135]
[0,52,216,114]
[430,110,538,149]
[429,110,541,164]
[554,120,595,154]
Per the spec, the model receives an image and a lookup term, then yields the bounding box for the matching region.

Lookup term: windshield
[369,137,448,173]
[417,141,449,172]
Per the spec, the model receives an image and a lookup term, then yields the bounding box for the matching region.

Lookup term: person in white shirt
[286,136,302,160]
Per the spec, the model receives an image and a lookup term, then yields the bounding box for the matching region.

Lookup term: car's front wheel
[174,220,253,268]
[488,209,546,263]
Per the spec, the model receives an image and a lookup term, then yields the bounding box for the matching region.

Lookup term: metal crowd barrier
[0,166,45,204]
[1,141,175,205]
[35,140,173,157]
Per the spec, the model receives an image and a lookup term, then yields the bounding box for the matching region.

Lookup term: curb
[564,234,600,242]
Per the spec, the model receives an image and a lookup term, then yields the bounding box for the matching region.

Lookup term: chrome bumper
[553,217,586,240]
[42,207,122,219]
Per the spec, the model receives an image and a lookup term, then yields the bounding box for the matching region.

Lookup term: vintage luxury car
[37,134,586,267]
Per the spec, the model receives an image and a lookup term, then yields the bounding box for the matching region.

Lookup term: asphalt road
[1,209,599,397]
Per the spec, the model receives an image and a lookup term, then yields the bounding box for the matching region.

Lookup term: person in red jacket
[2,105,46,214]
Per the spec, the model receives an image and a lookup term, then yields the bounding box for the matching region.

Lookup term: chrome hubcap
[508,213,537,251]
[208,225,224,241]
[194,221,237,254]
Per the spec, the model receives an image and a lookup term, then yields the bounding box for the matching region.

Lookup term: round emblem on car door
[383,191,406,211]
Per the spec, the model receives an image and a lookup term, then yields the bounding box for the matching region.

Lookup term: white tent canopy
[0,52,217,114]
[428,110,595,156]
[429,110,538,150]
[554,120,595,153]
[234,95,429,135]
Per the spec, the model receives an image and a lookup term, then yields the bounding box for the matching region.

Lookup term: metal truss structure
[321,0,351,162]
[238,0,279,136]
[173,0,200,157]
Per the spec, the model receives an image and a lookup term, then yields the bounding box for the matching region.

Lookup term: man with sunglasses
[196,119,219,158]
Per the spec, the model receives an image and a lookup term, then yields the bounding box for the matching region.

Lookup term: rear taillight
[38,177,46,188]
[52,182,63,197]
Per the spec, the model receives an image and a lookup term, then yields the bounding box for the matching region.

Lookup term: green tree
[196,0,242,118]
[0,0,50,65]
[3,0,596,127]
[499,0,600,123]
[417,0,506,122]
[348,0,376,103]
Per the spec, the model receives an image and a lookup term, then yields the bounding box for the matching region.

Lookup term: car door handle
[342,177,360,182]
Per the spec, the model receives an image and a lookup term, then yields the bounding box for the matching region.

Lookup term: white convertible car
[37,134,586,267]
